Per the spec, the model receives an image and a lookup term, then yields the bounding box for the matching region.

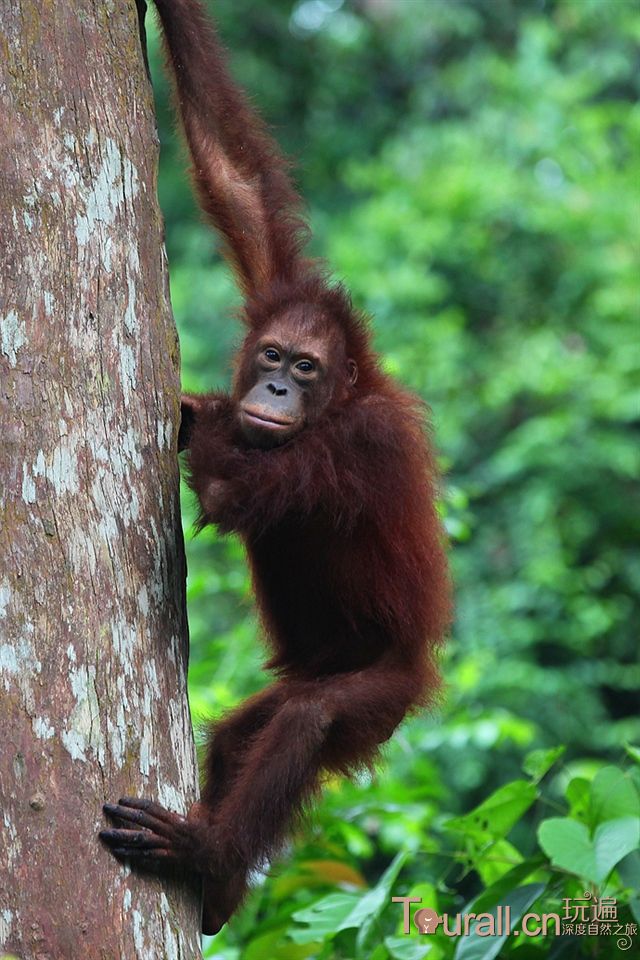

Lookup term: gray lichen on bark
[0,2,201,956]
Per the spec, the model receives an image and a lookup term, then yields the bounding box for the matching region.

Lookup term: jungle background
[147,0,639,956]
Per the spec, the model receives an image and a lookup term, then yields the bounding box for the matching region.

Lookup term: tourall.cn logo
[391,895,637,951]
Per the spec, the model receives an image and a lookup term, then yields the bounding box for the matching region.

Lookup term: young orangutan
[101,0,451,934]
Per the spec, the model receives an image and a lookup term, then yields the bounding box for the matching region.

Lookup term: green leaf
[352,851,411,926]
[625,743,640,766]
[565,777,590,823]
[445,780,538,839]
[471,859,547,916]
[538,818,597,881]
[617,849,640,891]
[290,892,362,943]
[355,851,411,954]
[290,852,410,949]
[475,839,523,886]
[593,817,640,884]
[453,883,546,960]
[406,881,439,913]
[522,746,565,782]
[538,815,640,883]
[589,766,640,828]
[370,946,389,960]
[385,935,441,959]
[243,929,318,960]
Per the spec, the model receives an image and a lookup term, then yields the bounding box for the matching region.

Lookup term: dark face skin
[237,316,357,448]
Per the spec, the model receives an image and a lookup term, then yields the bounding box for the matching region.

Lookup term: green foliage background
[146,0,639,956]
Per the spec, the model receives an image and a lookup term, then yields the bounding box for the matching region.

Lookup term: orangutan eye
[264,348,280,363]
[296,359,314,373]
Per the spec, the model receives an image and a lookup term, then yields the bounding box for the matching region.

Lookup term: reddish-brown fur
[100,0,451,935]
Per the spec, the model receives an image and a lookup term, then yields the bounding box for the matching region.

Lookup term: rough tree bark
[0,2,202,957]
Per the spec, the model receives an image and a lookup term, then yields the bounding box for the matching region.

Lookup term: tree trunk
[0,2,202,957]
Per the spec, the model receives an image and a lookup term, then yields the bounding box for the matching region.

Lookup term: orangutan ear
[347,359,358,386]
